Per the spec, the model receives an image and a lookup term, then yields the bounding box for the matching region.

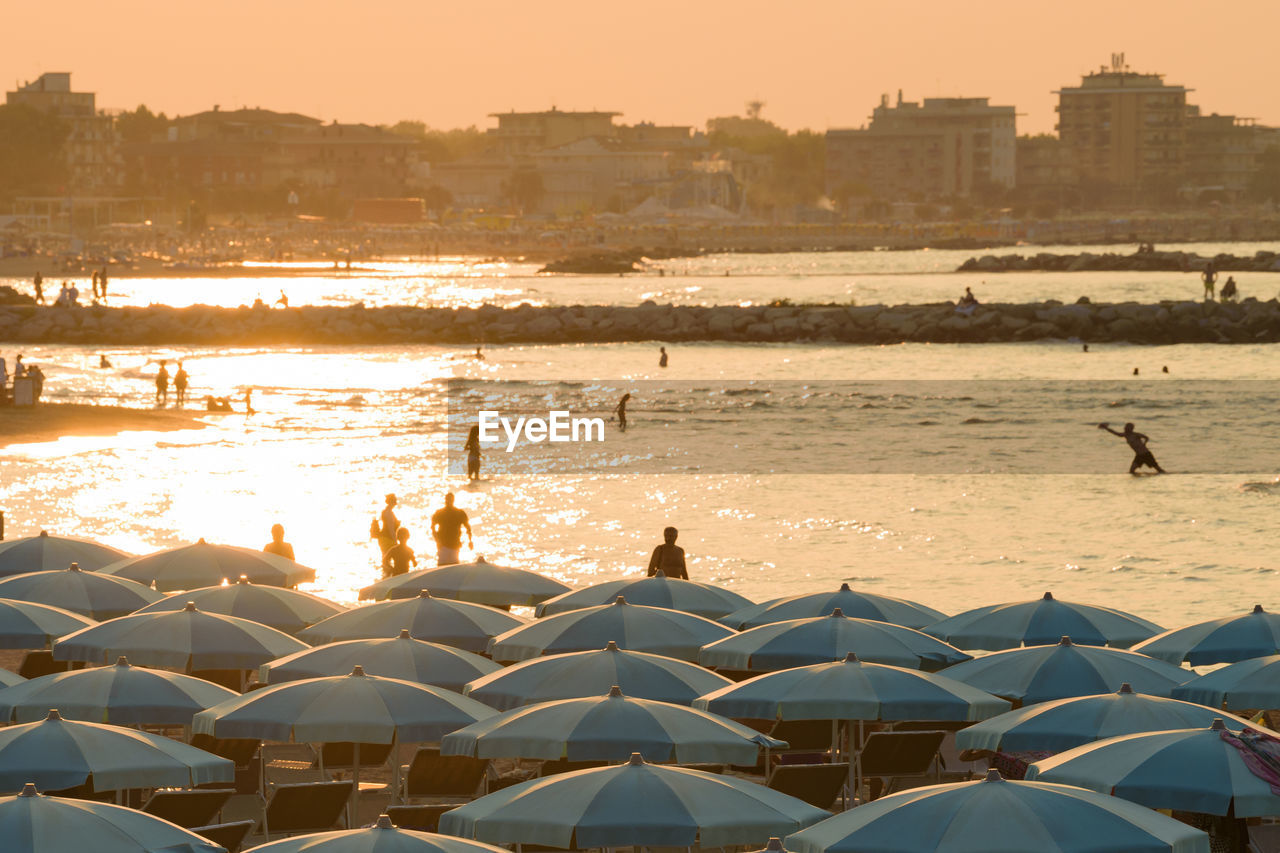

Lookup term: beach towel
[1220,728,1280,794]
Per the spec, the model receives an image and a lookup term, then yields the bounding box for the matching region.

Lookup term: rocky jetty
[4,298,1280,346]
[958,249,1280,274]
[0,286,35,306]
[538,251,643,274]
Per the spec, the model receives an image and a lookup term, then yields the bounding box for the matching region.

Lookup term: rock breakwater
[958,249,1280,274]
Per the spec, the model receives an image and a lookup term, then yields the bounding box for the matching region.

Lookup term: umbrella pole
[349,742,360,829]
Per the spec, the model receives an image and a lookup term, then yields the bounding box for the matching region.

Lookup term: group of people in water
[371,492,474,578]
[31,269,110,307]
[149,359,253,413]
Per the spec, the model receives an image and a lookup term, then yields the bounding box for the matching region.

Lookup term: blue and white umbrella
[785,769,1208,853]
[0,783,223,853]
[487,596,734,663]
[1132,604,1280,666]
[536,573,754,619]
[245,814,512,853]
[1027,718,1280,817]
[0,531,132,575]
[442,686,785,765]
[359,558,571,607]
[99,538,315,591]
[259,629,500,692]
[923,592,1163,650]
[439,753,829,849]
[299,590,524,654]
[463,641,732,710]
[956,683,1266,753]
[133,576,345,634]
[721,583,945,630]
[0,598,95,649]
[699,609,970,672]
[0,564,160,620]
[1172,653,1280,711]
[939,636,1190,705]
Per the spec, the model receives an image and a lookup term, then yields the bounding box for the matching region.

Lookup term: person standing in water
[464,424,482,481]
[614,393,631,432]
[174,362,189,407]
[33,272,43,304]
[647,526,688,579]
[659,347,668,368]
[155,360,170,405]
[381,527,417,578]
[431,492,472,565]
[1098,422,1165,474]
[474,347,485,361]
[263,523,295,560]
[375,494,400,556]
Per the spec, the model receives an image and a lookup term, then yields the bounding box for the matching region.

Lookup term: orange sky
[6,0,1277,136]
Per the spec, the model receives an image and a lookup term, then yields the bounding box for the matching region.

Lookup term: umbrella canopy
[245,814,512,853]
[463,641,732,710]
[698,610,970,672]
[0,656,238,725]
[99,538,316,591]
[721,583,945,630]
[259,629,500,692]
[922,592,1163,650]
[939,636,1191,705]
[695,653,1010,722]
[193,666,496,743]
[132,576,345,634]
[0,710,232,792]
[1132,604,1280,666]
[359,558,571,607]
[486,596,734,663]
[0,564,160,620]
[438,752,829,849]
[1172,653,1280,711]
[299,591,524,654]
[0,531,132,576]
[956,683,1266,753]
[1026,719,1280,817]
[535,573,754,619]
[0,598,95,649]
[0,670,24,688]
[442,686,784,765]
[786,768,1209,853]
[0,783,224,853]
[53,602,308,670]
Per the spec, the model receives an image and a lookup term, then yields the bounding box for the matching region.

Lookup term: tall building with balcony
[825,92,1016,202]
[1183,110,1280,201]
[6,72,120,193]
[1054,56,1190,196]
[486,108,620,157]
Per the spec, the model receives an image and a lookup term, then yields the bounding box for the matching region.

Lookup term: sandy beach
[0,403,205,447]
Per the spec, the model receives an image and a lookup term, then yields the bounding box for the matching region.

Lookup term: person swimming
[1098,422,1165,474]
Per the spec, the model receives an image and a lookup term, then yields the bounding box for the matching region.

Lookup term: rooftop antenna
[1111,52,1126,72]
[746,99,764,120]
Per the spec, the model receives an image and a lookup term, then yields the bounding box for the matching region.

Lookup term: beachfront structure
[1015,135,1077,205]
[825,92,1017,203]
[486,108,621,156]
[1183,110,1280,202]
[279,122,424,197]
[1053,56,1190,198]
[532,137,670,213]
[5,72,121,193]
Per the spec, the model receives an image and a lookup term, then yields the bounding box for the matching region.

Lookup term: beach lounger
[1250,823,1280,853]
[190,733,263,795]
[191,819,255,853]
[141,787,234,828]
[858,729,945,799]
[319,741,395,778]
[539,758,607,776]
[767,762,850,809]
[385,803,459,832]
[18,650,68,679]
[395,746,488,804]
[260,780,352,840]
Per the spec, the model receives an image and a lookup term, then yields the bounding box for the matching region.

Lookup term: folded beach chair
[191,819,255,853]
[260,780,352,840]
[395,746,488,804]
[141,787,234,828]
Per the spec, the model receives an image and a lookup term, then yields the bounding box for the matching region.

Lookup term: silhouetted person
[263,523,295,560]
[98,354,112,369]
[431,492,472,565]
[1202,263,1217,300]
[1098,422,1165,474]
[91,269,99,299]
[155,360,170,404]
[243,389,254,414]
[276,290,289,308]
[99,267,108,299]
[615,393,631,432]
[1082,344,1089,353]
[475,347,485,360]
[959,286,978,306]
[381,527,417,578]
[659,347,668,368]
[464,424,482,481]
[1133,367,1140,376]
[174,362,189,406]
[1162,365,1170,374]
[33,272,43,304]
[13,354,25,378]
[376,494,400,555]
[647,526,688,579]
[1221,276,1238,302]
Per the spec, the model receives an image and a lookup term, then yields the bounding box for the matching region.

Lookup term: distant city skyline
[6,0,1279,135]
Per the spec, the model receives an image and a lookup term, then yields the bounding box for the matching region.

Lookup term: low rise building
[6,72,121,193]
[486,108,620,156]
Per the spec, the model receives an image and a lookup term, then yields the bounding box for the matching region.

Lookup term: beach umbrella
[299,591,524,654]
[442,686,784,765]
[132,576,345,634]
[244,813,512,853]
[1132,604,1280,665]
[0,710,232,792]
[99,538,315,591]
[463,641,732,710]
[486,596,734,663]
[53,602,308,670]
[1026,719,1280,817]
[922,592,1163,650]
[535,572,754,619]
[259,629,500,692]
[785,768,1209,853]
[0,597,96,649]
[939,637,1190,705]
[721,582,945,630]
[698,610,970,672]
[0,656,237,725]
[0,531,132,575]
[0,670,24,688]
[0,783,224,853]
[0,563,161,620]
[695,653,1010,723]
[1172,653,1280,711]
[438,752,829,849]
[359,557,571,607]
[956,683,1266,753]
